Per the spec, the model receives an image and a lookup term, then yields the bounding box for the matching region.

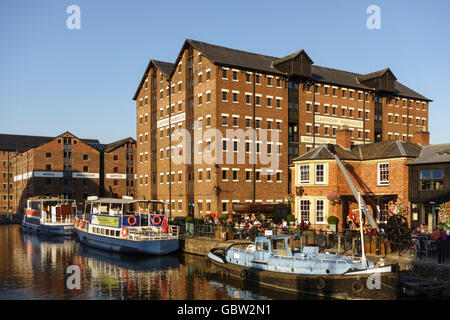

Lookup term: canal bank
[0,213,21,225]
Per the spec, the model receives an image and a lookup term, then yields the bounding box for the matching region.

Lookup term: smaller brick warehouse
[291,126,431,232]
[0,132,136,214]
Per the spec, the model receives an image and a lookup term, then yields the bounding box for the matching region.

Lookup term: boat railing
[42,213,74,225]
[125,225,179,241]
[271,254,352,265]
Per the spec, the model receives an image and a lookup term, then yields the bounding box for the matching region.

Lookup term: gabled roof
[408,143,450,165]
[0,134,53,152]
[293,140,422,162]
[272,49,314,66]
[102,137,136,153]
[132,59,174,101]
[357,68,397,82]
[0,133,100,153]
[166,39,430,101]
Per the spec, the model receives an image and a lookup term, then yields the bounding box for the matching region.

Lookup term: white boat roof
[86,198,166,204]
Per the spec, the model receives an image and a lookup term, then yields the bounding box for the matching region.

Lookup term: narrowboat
[74,197,179,255]
[207,234,399,300]
[21,197,78,236]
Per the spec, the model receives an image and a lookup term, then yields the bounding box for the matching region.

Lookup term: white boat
[21,197,78,236]
[74,197,179,255]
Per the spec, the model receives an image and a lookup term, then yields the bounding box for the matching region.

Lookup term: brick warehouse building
[0,132,136,214]
[133,39,431,218]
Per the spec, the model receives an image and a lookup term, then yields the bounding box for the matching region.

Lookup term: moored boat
[74,197,179,255]
[207,234,399,300]
[21,197,77,236]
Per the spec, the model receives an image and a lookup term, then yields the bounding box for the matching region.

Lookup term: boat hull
[207,251,399,300]
[21,220,74,236]
[75,228,179,256]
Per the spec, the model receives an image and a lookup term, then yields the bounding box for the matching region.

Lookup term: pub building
[408,140,450,230]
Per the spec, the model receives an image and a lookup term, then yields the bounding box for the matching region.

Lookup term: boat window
[272,239,285,251]
[256,242,262,251]
[263,242,269,252]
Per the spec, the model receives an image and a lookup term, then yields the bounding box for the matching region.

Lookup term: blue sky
[0,0,449,144]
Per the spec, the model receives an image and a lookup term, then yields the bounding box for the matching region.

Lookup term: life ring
[80,221,84,229]
[128,216,137,226]
[121,228,128,237]
[316,277,326,290]
[152,215,162,226]
[351,280,365,294]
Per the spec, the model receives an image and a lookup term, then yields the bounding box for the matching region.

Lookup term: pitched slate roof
[408,143,450,165]
[132,59,174,100]
[0,133,100,153]
[178,39,430,101]
[293,140,422,162]
[102,137,136,153]
[0,134,53,152]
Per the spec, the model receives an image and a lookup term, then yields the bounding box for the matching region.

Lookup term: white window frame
[298,164,310,184]
[314,163,326,184]
[377,162,389,186]
[299,199,310,223]
[315,199,326,224]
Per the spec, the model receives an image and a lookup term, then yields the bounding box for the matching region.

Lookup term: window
[83,166,88,172]
[299,165,310,184]
[45,153,51,158]
[83,154,88,160]
[315,164,325,184]
[299,200,310,222]
[222,169,228,181]
[222,91,227,101]
[222,116,227,126]
[232,71,237,80]
[233,92,238,102]
[113,155,119,161]
[377,163,389,186]
[222,68,227,79]
[420,169,444,191]
[46,164,51,171]
[315,199,325,224]
[246,73,251,82]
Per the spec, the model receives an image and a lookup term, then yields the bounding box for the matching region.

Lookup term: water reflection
[0,225,311,300]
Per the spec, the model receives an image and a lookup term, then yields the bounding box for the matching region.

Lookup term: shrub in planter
[327,216,339,225]
[287,214,296,224]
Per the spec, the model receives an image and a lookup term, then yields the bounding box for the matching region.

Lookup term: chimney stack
[336,125,352,149]
[412,127,430,146]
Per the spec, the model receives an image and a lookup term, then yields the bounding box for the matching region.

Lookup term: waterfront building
[0,132,135,214]
[408,136,450,230]
[291,127,429,231]
[133,39,431,218]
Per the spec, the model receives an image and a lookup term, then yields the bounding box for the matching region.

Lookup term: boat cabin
[254,235,319,260]
[80,197,170,239]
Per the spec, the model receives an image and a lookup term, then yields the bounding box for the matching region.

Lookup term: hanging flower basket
[438,202,450,224]
[391,201,409,216]
[327,192,342,206]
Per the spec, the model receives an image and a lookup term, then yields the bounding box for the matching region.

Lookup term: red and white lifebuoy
[121,228,128,237]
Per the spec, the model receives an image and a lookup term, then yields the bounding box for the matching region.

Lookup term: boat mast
[357,192,368,269]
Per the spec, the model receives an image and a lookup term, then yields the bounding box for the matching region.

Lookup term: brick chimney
[336,125,352,149]
[412,127,430,146]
